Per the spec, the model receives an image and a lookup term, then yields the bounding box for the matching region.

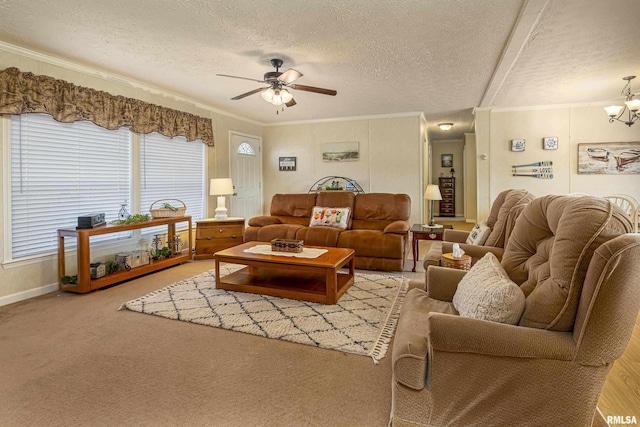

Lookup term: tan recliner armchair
[423,189,535,268]
[392,195,639,426]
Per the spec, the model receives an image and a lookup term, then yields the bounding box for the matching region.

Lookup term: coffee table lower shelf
[217,266,353,304]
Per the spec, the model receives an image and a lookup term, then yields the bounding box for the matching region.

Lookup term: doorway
[229,132,263,221]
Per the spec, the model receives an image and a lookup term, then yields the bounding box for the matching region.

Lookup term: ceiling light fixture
[438,123,453,131]
[604,76,640,127]
[261,86,293,106]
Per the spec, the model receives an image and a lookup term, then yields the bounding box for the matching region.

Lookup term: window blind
[9,114,131,258]
[140,132,204,237]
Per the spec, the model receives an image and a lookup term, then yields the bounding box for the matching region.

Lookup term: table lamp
[423,184,443,228]
[210,178,234,220]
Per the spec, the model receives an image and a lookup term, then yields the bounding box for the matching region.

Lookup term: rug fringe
[368,276,409,364]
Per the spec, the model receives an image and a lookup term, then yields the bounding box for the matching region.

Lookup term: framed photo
[441,154,453,168]
[321,141,359,162]
[543,137,558,150]
[278,156,296,171]
[511,139,525,152]
[578,141,640,174]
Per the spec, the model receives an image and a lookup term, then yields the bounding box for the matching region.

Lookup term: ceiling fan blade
[289,84,337,96]
[278,68,303,84]
[231,87,268,100]
[285,98,297,107]
[216,73,265,84]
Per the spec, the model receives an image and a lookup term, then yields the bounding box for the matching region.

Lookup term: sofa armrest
[425,266,466,302]
[443,229,469,243]
[428,313,575,360]
[383,220,410,234]
[248,216,282,227]
[441,242,504,261]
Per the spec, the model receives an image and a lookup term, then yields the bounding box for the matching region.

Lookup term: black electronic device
[77,213,106,229]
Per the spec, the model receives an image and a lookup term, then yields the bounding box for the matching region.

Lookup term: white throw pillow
[309,206,351,229]
[452,252,526,325]
[465,221,491,245]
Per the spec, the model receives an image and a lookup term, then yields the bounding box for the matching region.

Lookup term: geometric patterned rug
[119,265,408,363]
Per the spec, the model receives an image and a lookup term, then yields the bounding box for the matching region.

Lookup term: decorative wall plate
[543,137,558,150]
[511,139,525,152]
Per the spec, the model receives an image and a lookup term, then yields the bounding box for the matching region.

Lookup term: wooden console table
[58,216,192,293]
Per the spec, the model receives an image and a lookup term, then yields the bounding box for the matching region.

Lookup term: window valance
[0,67,214,146]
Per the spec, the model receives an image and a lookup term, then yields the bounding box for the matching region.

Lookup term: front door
[230,132,263,222]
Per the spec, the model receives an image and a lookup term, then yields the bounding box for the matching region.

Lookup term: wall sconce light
[438,123,453,131]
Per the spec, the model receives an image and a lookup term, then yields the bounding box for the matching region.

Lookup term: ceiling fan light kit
[605,76,640,127]
[217,58,337,113]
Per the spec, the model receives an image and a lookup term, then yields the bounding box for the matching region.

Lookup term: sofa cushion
[484,189,535,248]
[351,193,411,231]
[502,196,633,331]
[295,226,343,247]
[452,252,525,325]
[316,191,356,228]
[309,206,351,229]
[338,229,405,259]
[465,222,491,246]
[270,193,317,217]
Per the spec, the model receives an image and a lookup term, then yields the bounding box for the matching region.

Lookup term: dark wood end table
[410,223,453,272]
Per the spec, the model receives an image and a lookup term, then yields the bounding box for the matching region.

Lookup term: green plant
[104,259,118,274]
[110,213,151,225]
[161,203,178,212]
[61,275,77,284]
[151,246,173,260]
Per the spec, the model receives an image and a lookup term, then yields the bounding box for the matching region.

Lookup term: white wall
[262,115,423,227]
[475,105,640,219]
[0,46,260,303]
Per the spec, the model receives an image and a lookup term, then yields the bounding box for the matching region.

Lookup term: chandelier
[604,76,640,127]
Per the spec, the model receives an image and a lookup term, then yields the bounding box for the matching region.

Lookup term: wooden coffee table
[213,241,355,304]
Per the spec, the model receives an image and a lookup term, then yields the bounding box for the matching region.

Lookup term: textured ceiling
[0,0,639,141]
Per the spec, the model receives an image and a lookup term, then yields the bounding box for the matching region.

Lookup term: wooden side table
[194,217,245,260]
[440,253,471,270]
[411,223,453,272]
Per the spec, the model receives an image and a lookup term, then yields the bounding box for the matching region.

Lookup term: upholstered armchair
[423,189,535,267]
[392,195,639,426]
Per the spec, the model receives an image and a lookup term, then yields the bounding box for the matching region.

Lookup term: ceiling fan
[216,58,337,108]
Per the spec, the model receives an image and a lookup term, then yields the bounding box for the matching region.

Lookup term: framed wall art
[321,141,359,162]
[441,154,453,168]
[578,141,640,175]
[278,156,296,171]
[511,139,525,152]
[543,137,558,150]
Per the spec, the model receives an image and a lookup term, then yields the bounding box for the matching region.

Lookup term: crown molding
[263,111,424,127]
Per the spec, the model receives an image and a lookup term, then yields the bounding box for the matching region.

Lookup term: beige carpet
[120,265,408,362]
[0,260,424,427]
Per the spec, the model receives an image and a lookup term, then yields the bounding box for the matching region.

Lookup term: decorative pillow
[452,252,526,325]
[309,207,351,229]
[465,221,491,246]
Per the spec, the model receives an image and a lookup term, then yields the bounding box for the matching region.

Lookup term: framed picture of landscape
[578,141,640,174]
[321,141,359,162]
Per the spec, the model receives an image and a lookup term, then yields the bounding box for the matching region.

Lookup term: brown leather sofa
[244,192,411,271]
[391,195,639,426]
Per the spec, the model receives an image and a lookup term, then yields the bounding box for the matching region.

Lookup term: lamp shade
[210,178,234,196]
[604,105,624,117]
[424,184,442,201]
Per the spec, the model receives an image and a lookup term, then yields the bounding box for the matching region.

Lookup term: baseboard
[0,282,58,307]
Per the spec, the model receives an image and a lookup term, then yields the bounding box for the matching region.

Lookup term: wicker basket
[271,238,304,253]
[440,253,471,270]
[149,199,187,219]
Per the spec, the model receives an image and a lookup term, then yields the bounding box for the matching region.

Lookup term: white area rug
[120,265,408,363]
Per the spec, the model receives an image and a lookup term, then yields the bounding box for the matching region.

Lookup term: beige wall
[262,115,423,227]
[474,106,640,219]
[0,47,260,303]
[463,133,477,223]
